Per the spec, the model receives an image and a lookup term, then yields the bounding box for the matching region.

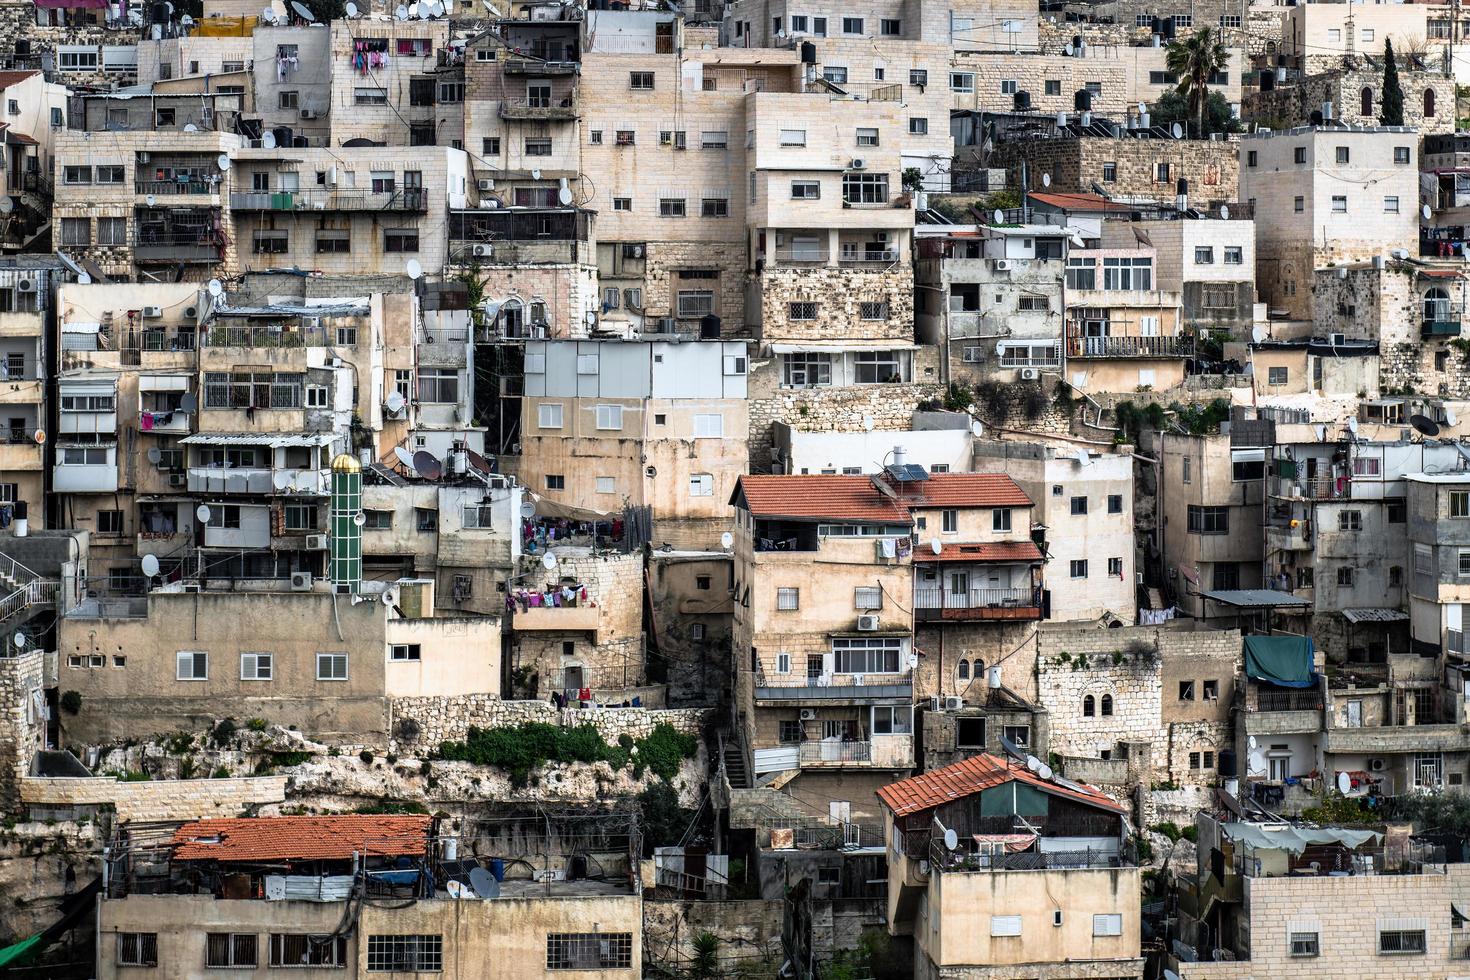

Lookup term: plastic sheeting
[1243,635,1315,688]
[263,874,355,901]
[1220,823,1380,855]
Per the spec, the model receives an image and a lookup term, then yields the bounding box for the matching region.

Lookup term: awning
[767,342,920,354]
[61,321,101,333]
[1202,589,1310,609]
[1220,823,1381,855]
[35,0,107,8]
[1244,635,1315,688]
[179,432,337,448]
[531,494,610,522]
[0,934,43,968]
[973,832,1036,853]
[1342,608,1409,624]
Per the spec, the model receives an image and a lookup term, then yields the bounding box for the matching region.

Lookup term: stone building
[987,128,1239,206]
[134,33,253,88]
[251,23,333,146]
[326,19,453,147]
[920,686,1050,772]
[1244,65,1455,136]
[0,259,63,518]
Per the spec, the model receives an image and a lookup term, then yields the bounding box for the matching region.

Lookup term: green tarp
[1244,635,1314,688]
[0,933,44,968]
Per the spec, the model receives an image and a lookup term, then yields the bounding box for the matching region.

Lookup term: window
[991,508,1012,532]
[610,196,631,211]
[1179,680,1196,701]
[206,934,258,968]
[390,643,422,662]
[1187,505,1229,535]
[1070,559,1088,578]
[96,509,124,536]
[832,636,902,673]
[1378,929,1427,955]
[777,587,799,610]
[1339,510,1362,532]
[176,651,207,681]
[1203,680,1219,700]
[842,173,888,204]
[855,586,883,610]
[1109,557,1124,577]
[546,933,633,970]
[991,915,1022,937]
[63,165,91,185]
[385,229,419,253]
[700,130,727,149]
[367,935,442,972]
[822,66,847,84]
[694,414,723,438]
[950,72,974,93]
[859,301,888,320]
[1332,195,1348,213]
[1093,914,1123,936]
[1395,146,1411,164]
[812,16,826,35]
[1066,495,1087,517]
[59,48,99,71]
[1100,161,1117,182]
[354,87,387,105]
[881,18,900,35]
[957,716,985,747]
[854,349,907,383]
[873,704,912,734]
[593,476,616,495]
[1453,490,1470,518]
[316,232,349,254]
[910,69,928,86]
[1335,145,1350,165]
[789,301,818,321]
[1337,567,1354,587]
[791,181,821,200]
[284,502,318,532]
[1265,365,1289,386]
[1294,196,1305,213]
[1290,932,1320,957]
[544,475,565,491]
[615,130,635,145]
[1108,494,1123,514]
[779,719,802,743]
[687,473,714,498]
[1102,257,1152,290]
[1425,89,1437,118]
[482,136,501,155]
[1222,246,1243,266]
[842,16,863,33]
[1083,694,1095,717]
[935,509,957,534]
[658,198,687,217]
[60,218,90,246]
[270,934,347,967]
[537,403,563,429]
[909,117,928,135]
[856,127,879,147]
[1195,246,1214,265]
[779,129,806,147]
[365,510,393,530]
[594,404,624,430]
[117,933,158,967]
[240,654,273,682]
[629,70,654,90]
[316,653,348,681]
[790,15,807,32]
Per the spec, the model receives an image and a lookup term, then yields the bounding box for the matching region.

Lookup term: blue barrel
[489,858,505,882]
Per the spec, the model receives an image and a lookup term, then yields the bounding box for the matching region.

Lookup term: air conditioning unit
[167,473,186,487]
[141,306,163,318]
[299,108,317,119]
[993,259,1013,271]
[1019,367,1041,380]
[304,534,328,550]
[183,305,198,320]
[289,571,313,591]
[874,231,889,242]
[477,178,495,191]
[1369,757,1387,772]
[472,243,491,257]
[850,157,866,169]
[930,695,943,712]
[799,708,817,721]
[944,696,963,710]
[857,614,880,631]
[16,279,34,293]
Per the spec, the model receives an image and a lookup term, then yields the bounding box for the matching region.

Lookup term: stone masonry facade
[0,650,45,807]
[989,136,1239,205]
[387,695,708,753]
[19,774,287,822]
[756,266,916,344]
[1244,68,1455,135]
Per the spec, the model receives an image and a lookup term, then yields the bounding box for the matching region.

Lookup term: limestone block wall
[989,137,1239,205]
[387,695,708,752]
[642,241,749,337]
[754,266,915,344]
[510,548,647,693]
[1244,69,1455,135]
[19,774,286,821]
[0,650,45,806]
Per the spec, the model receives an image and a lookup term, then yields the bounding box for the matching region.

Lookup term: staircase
[0,555,58,631]
[721,736,751,790]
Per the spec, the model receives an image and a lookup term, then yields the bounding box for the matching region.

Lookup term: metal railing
[914,586,1040,610]
[837,250,899,267]
[229,188,427,212]
[1066,334,1194,358]
[929,840,1132,873]
[755,669,913,689]
[0,579,57,629]
[1255,689,1322,712]
[499,98,577,119]
[206,324,330,348]
[135,179,221,196]
[797,740,872,764]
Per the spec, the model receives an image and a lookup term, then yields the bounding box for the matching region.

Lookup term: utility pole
[1451,0,1460,80]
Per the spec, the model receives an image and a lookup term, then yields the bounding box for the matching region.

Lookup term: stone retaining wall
[388,695,708,752]
[19,774,286,822]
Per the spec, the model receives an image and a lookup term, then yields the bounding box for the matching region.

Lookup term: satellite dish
[1075,449,1090,467]
[1171,122,1183,139]
[541,551,557,570]
[385,390,406,413]
[1036,763,1053,780]
[1247,735,1257,751]
[395,4,408,18]
[1424,204,1433,220]
[557,186,573,205]
[262,132,277,149]
[1347,416,1359,436]
[261,7,275,22]
[345,0,357,13]
[405,258,423,280]
[999,734,1023,761]
[1337,770,1352,794]
[290,0,314,20]
[1164,971,1182,980]
[1070,233,1085,248]
[141,554,160,577]
[179,392,197,413]
[1137,102,1147,114]
[147,446,162,464]
[519,501,536,520]
[216,153,231,171]
[12,632,26,649]
[145,194,157,207]
[468,866,500,899]
[393,446,416,470]
[353,512,366,527]
[943,827,959,850]
[465,447,491,475]
[1220,205,1230,220]
[1410,414,1441,437]
[207,278,223,296]
[272,471,292,490]
[196,504,212,523]
[720,531,734,549]
[32,429,44,444]
[530,169,542,180]
[181,12,193,23]
[412,450,442,479]
[183,124,198,133]
[1250,325,1265,343]
[431,0,444,14]
[1026,754,1042,772]
[1042,172,1051,187]
[993,209,1004,224]
[930,539,942,555]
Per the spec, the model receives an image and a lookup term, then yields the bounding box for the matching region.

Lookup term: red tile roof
[1419,268,1465,279]
[912,541,1044,563]
[876,753,1126,818]
[1028,191,1134,213]
[732,475,912,523]
[171,815,432,863]
[0,71,39,90]
[898,473,1033,509]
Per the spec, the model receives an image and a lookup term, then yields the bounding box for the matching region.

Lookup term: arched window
[1083,694,1096,717]
[1101,694,1114,716]
[1425,286,1452,323]
[1425,88,1437,118]
[500,297,524,337]
[957,659,970,680]
[1360,86,1374,117]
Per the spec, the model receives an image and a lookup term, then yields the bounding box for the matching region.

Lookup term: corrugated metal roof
[179,432,337,447]
[876,753,1125,818]
[1200,589,1311,608]
[1342,607,1409,624]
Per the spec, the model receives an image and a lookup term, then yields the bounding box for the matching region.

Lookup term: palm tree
[1165,28,1230,137]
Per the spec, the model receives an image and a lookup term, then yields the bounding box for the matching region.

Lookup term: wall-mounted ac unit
[183,305,198,320]
[167,473,186,487]
[1019,367,1040,380]
[944,696,963,710]
[299,108,317,119]
[141,306,163,318]
[799,708,817,721]
[16,279,35,293]
[472,243,491,257]
[1369,757,1387,772]
[477,178,495,191]
[993,259,1013,271]
[304,534,328,550]
[930,696,943,712]
[857,614,880,631]
[850,157,866,169]
[290,571,313,591]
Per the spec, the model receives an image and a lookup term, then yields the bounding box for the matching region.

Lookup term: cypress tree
[1381,39,1405,126]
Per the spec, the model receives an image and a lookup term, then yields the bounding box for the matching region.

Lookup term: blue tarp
[1243,635,1315,688]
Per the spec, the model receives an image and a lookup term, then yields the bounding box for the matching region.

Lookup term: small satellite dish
[12,632,26,649]
[385,390,406,413]
[272,471,292,490]
[393,446,416,470]
[468,866,500,899]
[179,392,197,413]
[557,186,573,205]
[1424,204,1433,220]
[405,258,423,280]
[1247,735,1257,751]
[147,446,163,464]
[345,0,357,13]
[1074,449,1090,467]
[1070,233,1085,248]
[1250,325,1265,343]
[395,4,408,18]
[930,539,942,555]
[720,531,734,549]
[32,429,44,444]
[943,827,959,850]
[262,132,277,149]
[993,208,1004,224]
[531,168,542,180]
[520,501,536,520]
[412,450,442,479]
[1219,205,1230,220]
[207,278,223,297]
[181,12,193,23]
[261,7,276,22]
[353,512,367,527]
[183,124,198,133]
[1337,770,1352,794]
[290,0,314,20]
[145,194,157,207]
[1036,763,1053,780]
[1042,172,1052,187]
[1347,416,1359,436]
[141,554,160,577]
[216,153,231,171]
[431,0,444,14]
[1171,122,1183,139]
[1411,414,1441,437]
[1165,970,1182,980]
[1026,754,1042,772]
[416,2,429,17]
[465,447,492,475]
[1137,102,1147,114]
[196,504,212,523]
[541,551,558,570]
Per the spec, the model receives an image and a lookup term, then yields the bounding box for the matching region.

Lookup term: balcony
[797,735,912,768]
[1065,334,1194,358]
[205,324,331,348]
[914,586,1042,622]
[134,179,221,197]
[838,249,899,267]
[499,98,577,120]
[0,378,43,404]
[512,604,600,632]
[1423,319,1462,338]
[503,57,580,74]
[1266,523,1312,552]
[0,440,42,470]
[754,669,914,703]
[137,410,189,434]
[0,312,43,337]
[229,189,428,213]
[448,239,590,266]
[1324,722,1467,754]
[186,467,325,495]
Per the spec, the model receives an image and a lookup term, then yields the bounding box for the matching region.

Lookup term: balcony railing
[914,586,1042,621]
[1255,688,1322,712]
[771,249,830,266]
[797,740,872,765]
[230,188,428,212]
[135,179,221,196]
[1423,318,1462,338]
[206,324,330,348]
[503,57,580,74]
[928,840,1132,874]
[1066,334,1194,358]
[754,669,913,700]
[837,250,899,267]
[499,98,577,120]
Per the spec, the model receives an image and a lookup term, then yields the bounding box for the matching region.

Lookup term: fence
[914,586,1038,611]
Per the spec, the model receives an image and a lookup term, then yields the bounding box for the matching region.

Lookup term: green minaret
[329,454,362,594]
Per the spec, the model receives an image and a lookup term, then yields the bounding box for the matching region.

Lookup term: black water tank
[1014,90,1031,111]
[1176,178,1189,196]
[1259,68,1275,92]
[800,41,816,64]
[1161,16,1176,39]
[1074,89,1093,111]
[700,314,721,339]
[1310,109,1324,125]
[1218,748,1237,778]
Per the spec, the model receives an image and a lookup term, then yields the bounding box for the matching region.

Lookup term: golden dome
[331,453,362,473]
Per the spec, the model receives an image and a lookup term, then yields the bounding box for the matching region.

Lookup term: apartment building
[69,90,246,135]
[252,23,333,145]
[1406,473,1470,702]
[1239,126,1420,320]
[135,33,253,86]
[97,813,643,979]
[725,0,1040,53]
[1234,636,1323,815]
[517,338,749,549]
[1246,64,1455,136]
[1281,2,1467,78]
[769,412,977,476]
[52,128,242,281]
[58,577,501,743]
[1064,241,1189,394]
[881,754,1143,980]
[0,259,60,521]
[326,19,453,147]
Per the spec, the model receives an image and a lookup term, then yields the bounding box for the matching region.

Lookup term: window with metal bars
[1378,929,1426,954]
[546,933,633,970]
[270,933,348,967]
[117,932,158,967]
[366,934,442,972]
[206,933,258,968]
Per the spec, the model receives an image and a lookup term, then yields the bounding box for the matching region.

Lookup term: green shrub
[59,691,82,715]
[210,718,238,747]
[359,750,374,764]
[435,722,699,788]
[246,718,268,732]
